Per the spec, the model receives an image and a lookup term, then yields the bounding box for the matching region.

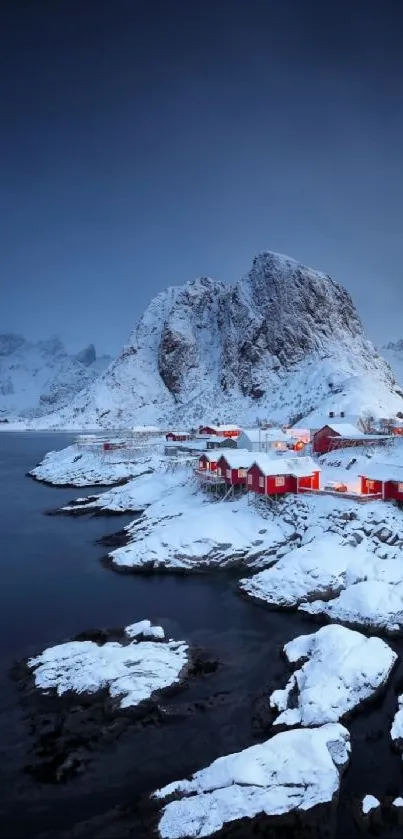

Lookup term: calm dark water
[0,433,403,838]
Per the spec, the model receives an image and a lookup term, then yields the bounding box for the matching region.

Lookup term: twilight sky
[1,0,403,356]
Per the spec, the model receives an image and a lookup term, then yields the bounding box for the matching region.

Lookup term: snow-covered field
[28,620,188,709]
[154,723,350,838]
[269,625,396,727]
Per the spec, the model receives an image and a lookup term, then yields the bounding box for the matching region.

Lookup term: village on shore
[76,410,403,507]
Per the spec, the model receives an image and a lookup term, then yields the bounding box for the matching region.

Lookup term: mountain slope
[0,334,111,419]
[26,252,403,429]
[381,341,403,391]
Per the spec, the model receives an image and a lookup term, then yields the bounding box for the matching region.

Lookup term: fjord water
[0,433,403,838]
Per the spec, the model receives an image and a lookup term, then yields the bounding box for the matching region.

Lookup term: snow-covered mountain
[23,252,403,429]
[0,334,111,419]
[381,340,403,390]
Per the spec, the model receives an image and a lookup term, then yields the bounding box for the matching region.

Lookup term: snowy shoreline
[22,439,403,835]
[28,443,157,488]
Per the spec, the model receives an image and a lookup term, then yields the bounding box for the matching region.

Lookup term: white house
[237,427,291,453]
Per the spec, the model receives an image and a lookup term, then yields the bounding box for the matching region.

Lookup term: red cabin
[199,424,240,438]
[166,431,191,442]
[360,469,403,501]
[246,455,321,496]
[217,452,256,485]
[247,462,294,495]
[198,453,218,472]
[313,423,391,455]
[360,476,384,497]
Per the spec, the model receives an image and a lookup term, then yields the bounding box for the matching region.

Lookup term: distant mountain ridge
[24,251,403,430]
[381,340,403,392]
[0,333,111,419]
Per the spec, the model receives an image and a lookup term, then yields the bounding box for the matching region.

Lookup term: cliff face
[27,252,403,429]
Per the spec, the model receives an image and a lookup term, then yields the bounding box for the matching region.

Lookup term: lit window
[275,476,285,487]
[217,468,222,476]
[366,480,374,490]
[226,469,231,479]
[248,474,252,485]
[398,483,403,493]
[259,476,264,488]
[238,468,246,478]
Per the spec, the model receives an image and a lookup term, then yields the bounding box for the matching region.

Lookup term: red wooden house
[166,431,191,442]
[198,424,240,438]
[216,451,256,485]
[198,452,219,472]
[360,466,403,501]
[312,423,391,455]
[247,455,321,496]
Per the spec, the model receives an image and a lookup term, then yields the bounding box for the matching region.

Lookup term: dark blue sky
[1,0,403,355]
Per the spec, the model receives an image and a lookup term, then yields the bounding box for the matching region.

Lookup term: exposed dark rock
[11,631,220,786]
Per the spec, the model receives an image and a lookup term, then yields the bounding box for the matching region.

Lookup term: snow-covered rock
[25,251,403,429]
[238,493,403,633]
[0,333,111,419]
[239,535,353,609]
[154,723,350,838]
[107,482,301,572]
[361,795,381,815]
[269,625,396,727]
[27,621,188,709]
[391,694,403,750]
[29,443,156,486]
[300,569,403,636]
[392,797,403,808]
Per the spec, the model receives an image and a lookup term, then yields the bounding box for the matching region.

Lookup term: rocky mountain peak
[0,333,27,356]
[384,339,403,352]
[25,250,403,429]
[75,344,96,366]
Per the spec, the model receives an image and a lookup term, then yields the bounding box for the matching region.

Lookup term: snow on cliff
[25,252,403,429]
[0,334,111,419]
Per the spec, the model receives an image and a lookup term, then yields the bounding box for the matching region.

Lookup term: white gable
[239,427,290,443]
